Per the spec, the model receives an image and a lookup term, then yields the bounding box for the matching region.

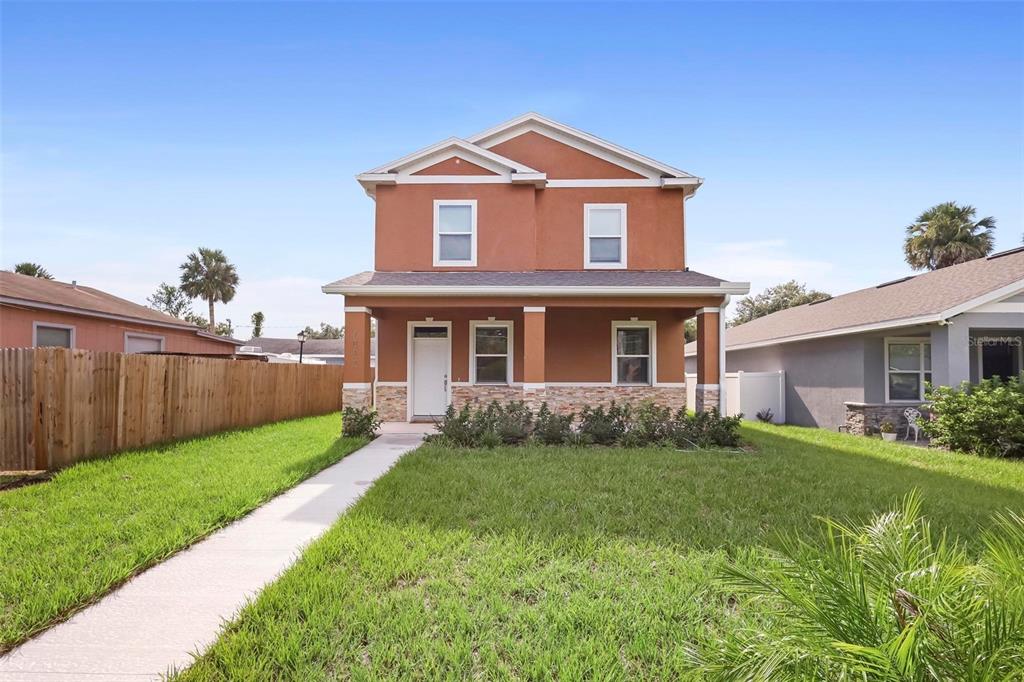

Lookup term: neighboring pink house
[0,271,240,354]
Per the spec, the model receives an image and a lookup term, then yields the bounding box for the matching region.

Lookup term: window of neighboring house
[885,338,931,402]
[33,323,74,348]
[584,204,627,269]
[434,200,477,266]
[125,333,164,354]
[613,321,655,385]
[471,321,512,384]
[977,336,1023,380]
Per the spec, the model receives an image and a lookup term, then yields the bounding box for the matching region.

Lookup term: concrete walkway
[0,433,426,681]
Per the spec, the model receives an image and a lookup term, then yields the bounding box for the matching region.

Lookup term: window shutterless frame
[469,320,513,385]
[32,321,75,348]
[611,320,656,385]
[884,337,931,403]
[584,203,627,269]
[433,199,477,267]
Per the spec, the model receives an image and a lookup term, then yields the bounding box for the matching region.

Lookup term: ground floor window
[613,321,655,385]
[885,338,931,401]
[471,321,512,384]
[977,336,1023,380]
[33,323,74,348]
[125,333,165,354]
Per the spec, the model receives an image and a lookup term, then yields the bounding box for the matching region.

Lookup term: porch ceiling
[344,294,727,310]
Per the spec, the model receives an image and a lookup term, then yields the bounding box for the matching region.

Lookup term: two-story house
[324,113,749,422]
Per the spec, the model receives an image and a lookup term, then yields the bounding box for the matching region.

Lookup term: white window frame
[32,321,75,348]
[584,203,627,270]
[611,320,656,385]
[884,337,931,403]
[975,335,1024,380]
[433,199,477,267]
[124,331,166,353]
[469,320,513,385]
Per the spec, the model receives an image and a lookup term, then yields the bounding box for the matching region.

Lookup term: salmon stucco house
[324,113,749,422]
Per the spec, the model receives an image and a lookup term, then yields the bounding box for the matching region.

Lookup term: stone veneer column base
[844,402,923,435]
[342,385,372,411]
[694,384,721,413]
[375,385,408,422]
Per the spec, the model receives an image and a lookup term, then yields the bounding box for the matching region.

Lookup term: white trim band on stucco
[695,307,720,315]
[523,383,546,390]
[344,382,373,390]
[523,306,546,313]
[375,381,408,387]
[323,283,751,297]
[344,306,371,314]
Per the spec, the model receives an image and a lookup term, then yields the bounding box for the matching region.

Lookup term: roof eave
[322,282,751,297]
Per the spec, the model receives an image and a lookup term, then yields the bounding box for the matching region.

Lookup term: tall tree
[250,311,265,338]
[904,202,996,271]
[178,248,239,333]
[13,262,54,279]
[300,322,343,340]
[732,280,831,326]
[147,282,193,319]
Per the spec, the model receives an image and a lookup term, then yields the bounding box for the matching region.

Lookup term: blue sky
[3,1,1022,337]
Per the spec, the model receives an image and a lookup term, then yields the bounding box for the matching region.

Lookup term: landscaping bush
[577,402,631,445]
[669,408,743,449]
[695,493,1024,680]
[430,400,744,450]
[532,403,574,445]
[341,405,381,438]
[620,401,673,447]
[923,376,1024,457]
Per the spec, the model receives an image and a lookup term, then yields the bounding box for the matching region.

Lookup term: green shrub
[493,400,534,445]
[341,405,381,438]
[923,376,1024,457]
[695,493,1024,680]
[578,402,631,445]
[669,408,743,449]
[532,403,574,445]
[620,400,673,447]
[431,404,479,447]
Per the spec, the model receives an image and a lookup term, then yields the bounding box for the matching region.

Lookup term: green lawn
[0,413,364,652]
[176,423,1024,681]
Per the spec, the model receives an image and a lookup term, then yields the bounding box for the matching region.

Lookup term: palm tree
[904,202,996,271]
[179,248,239,333]
[13,262,54,279]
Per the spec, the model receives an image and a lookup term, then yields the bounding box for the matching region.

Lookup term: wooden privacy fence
[1,348,345,471]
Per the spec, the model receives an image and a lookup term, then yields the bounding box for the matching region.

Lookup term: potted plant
[879,420,897,441]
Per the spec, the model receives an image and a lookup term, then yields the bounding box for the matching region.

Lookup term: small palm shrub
[577,402,631,445]
[923,376,1024,457]
[670,408,743,449]
[341,406,381,438]
[533,403,574,445]
[695,493,1024,680]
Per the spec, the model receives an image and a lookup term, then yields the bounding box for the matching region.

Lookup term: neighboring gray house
[240,336,376,366]
[685,247,1024,434]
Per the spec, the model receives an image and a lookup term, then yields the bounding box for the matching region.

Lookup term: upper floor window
[584,203,627,269]
[434,200,477,267]
[33,323,74,348]
[885,338,931,402]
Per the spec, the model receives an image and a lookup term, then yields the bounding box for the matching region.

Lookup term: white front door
[411,327,449,417]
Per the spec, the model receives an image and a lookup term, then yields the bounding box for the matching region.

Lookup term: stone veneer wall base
[844,402,924,436]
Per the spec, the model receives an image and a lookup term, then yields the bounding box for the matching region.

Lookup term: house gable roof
[0,271,239,344]
[356,113,702,195]
[487,130,647,180]
[468,112,700,182]
[684,248,1024,355]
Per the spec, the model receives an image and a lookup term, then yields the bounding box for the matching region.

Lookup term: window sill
[584,262,627,270]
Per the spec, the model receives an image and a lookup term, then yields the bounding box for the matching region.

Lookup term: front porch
[341,296,727,422]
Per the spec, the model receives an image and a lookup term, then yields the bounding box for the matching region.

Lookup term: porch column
[342,306,373,410]
[523,306,546,409]
[931,321,970,388]
[695,307,722,413]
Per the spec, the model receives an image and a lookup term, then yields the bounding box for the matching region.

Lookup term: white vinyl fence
[686,370,786,424]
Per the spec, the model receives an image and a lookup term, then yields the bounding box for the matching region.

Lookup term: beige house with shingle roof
[685,247,1024,433]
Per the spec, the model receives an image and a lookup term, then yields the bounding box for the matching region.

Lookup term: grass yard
[0,413,364,652]
[177,422,1024,681]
